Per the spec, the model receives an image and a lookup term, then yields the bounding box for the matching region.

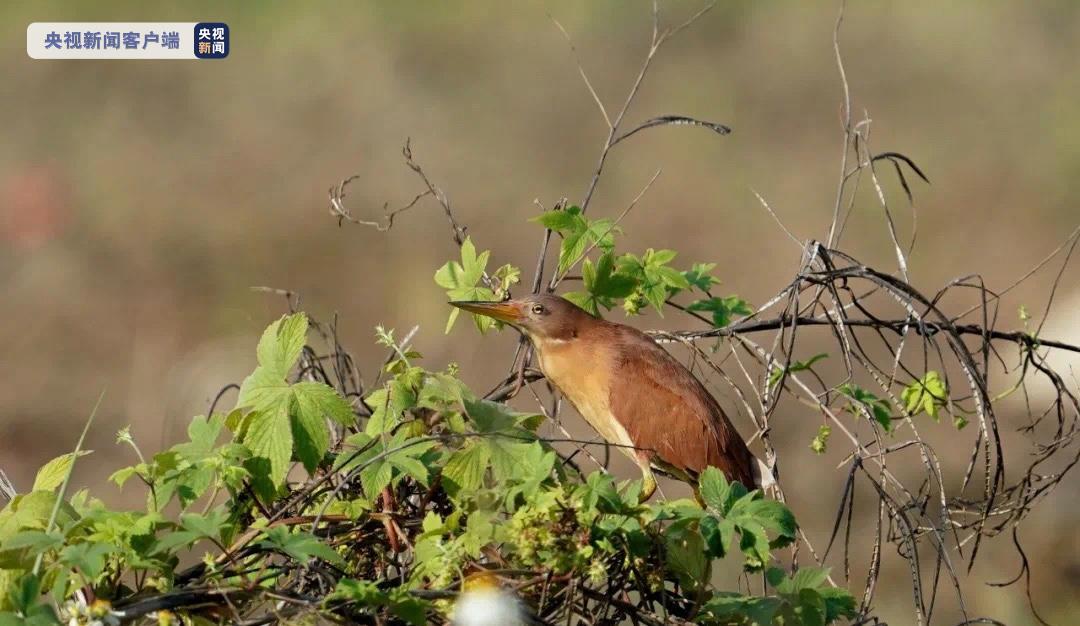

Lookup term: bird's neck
[527,320,609,379]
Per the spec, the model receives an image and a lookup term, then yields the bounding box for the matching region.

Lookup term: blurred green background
[2,1,1079,623]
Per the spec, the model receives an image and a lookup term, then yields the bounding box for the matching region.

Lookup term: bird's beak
[449,300,523,324]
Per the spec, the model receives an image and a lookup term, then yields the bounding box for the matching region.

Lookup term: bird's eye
[531,304,545,315]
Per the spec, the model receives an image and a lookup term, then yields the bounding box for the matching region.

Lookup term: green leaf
[700,515,735,559]
[330,580,428,625]
[245,406,294,486]
[665,520,707,589]
[769,353,829,387]
[435,237,501,333]
[2,531,62,555]
[259,526,343,564]
[740,499,798,548]
[491,263,521,297]
[236,315,354,484]
[698,466,733,514]
[688,295,753,328]
[59,542,112,580]
[173,414,226,459]
[179,510,229,540]
[697,466,747,515]
[289,382,353,472]
[614,249,697,314]
[389,597,428,626]
[838,383,893,432]
[236,361,290,414]
[737,519,772,570]
[683,262,720,292]
[570,252,639,315]
[532,207,581,231]
[901,371,948,422]
[32,451,92,492]
[289,403,327,474]
[6,573,41,613]
[780,567,831,593]
[442,442,490,495]
[819,587,859,622]
[486,438,536,483]
[388,453,429,485]
[108,466,139,488]
[256,313,308,378]
[331,578,385,603]
[153,530,201,553]
[563,291,599,316]
[464,396,536,433]
[365,374,419,437]
[360,457,393,499]
[533,206,620,274]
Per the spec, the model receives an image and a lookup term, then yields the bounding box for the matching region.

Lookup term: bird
[451,294,772,501]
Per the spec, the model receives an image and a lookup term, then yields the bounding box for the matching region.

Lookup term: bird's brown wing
[607,325,756,487]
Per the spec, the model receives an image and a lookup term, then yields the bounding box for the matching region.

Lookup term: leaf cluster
[0,315,855,626]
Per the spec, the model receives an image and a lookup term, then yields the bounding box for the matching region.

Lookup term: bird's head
[450,294,594,342]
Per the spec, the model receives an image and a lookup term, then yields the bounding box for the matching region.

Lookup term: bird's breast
[532,337,638,459]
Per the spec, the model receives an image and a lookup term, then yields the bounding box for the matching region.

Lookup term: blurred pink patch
[0,164,71,249]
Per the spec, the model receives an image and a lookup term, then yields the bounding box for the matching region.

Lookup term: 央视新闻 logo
[194,22,228,59]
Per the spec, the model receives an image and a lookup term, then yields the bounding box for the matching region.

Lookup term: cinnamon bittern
[452,294,772,500]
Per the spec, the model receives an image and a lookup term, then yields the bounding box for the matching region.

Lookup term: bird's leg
[638,466,657,503]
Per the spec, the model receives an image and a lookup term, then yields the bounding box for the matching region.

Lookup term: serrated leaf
[700,515,734,559]
[153,530,200,553]
[173,414,226,462]
[108,466,138,488]
[256,313,308,378]
[365,377,418,437]
[236,364,290,413]
[259,526,343,564]
[245,406,294,486]
[2,530,62,554]
[901,370,947,422]
[486,438,536,482]
[441,443,490,495]
[575,252,638,315]
[688,295,753,328]
[683,262,720,292]
[737,519,772,570]
[435,238,504,333]
[563,291,599,316]
[839,384,894,431]
[654,264,690,290]
[665,520,707,588]
[741,499,798,548]
[698,466,732,514]
[388,454,429,485]
[531,207,582,231]
[32,451,91,492]
[649,249,678,265]
[290,402,328,474]
[59,542,113,580]
[360,457,393,499]
[779,567,831,593]
[534,206,620,274]
[290,382,353,472]
[558,228,590,274]
[179,510,228,539]
[769,353,829,387]
[464,396,536,433]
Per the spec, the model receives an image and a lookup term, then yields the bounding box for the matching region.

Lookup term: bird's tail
[751,456,776,490]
